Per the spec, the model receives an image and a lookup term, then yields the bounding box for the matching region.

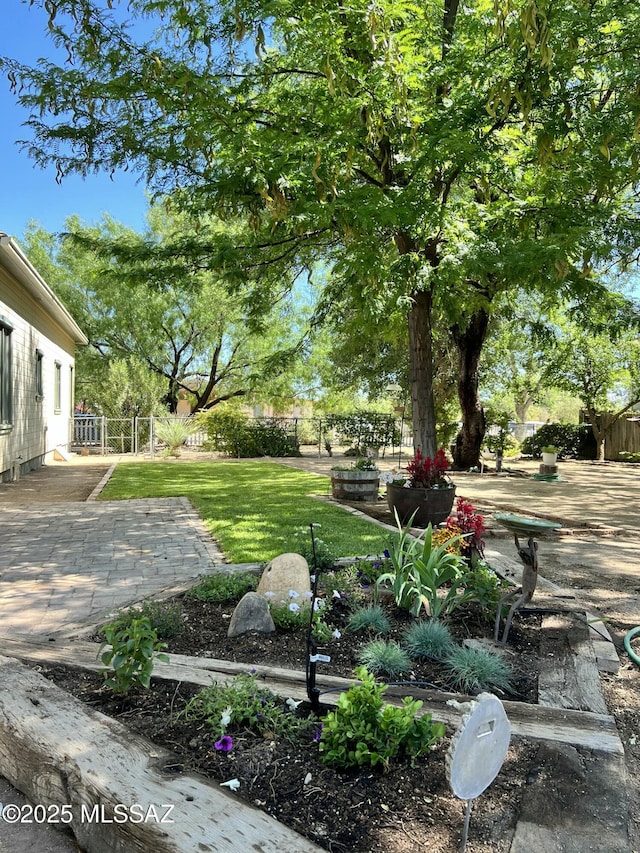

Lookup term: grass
[100,460,385,563]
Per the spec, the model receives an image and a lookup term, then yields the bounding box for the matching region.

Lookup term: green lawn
[100,461,387,563]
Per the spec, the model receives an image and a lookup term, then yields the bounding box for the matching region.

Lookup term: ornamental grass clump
[319,666,446,770]
[346,604,391,635]
[445,645,513,695]
[402,619,456,661]
[358,639,412,678]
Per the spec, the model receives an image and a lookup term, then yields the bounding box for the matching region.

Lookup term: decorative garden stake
[306,523,329,711]
[446,693,511,852]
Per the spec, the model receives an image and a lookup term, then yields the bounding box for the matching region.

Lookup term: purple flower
[214,735,234,753]
[312,725,324,743]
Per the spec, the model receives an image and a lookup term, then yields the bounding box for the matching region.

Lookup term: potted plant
[385,448,455,527]
[330,456,380,501]
[541,445,558,465]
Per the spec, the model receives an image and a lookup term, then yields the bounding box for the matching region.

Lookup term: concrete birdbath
[492,513,562,646]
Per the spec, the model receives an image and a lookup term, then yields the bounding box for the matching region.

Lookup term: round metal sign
[447,693,511,801]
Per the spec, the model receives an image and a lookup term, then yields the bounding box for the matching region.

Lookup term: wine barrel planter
[330,469,380,501]
[386,482,456,527]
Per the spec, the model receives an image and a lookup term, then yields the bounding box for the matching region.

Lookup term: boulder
[227,592,276,638]
[256,553,311,605]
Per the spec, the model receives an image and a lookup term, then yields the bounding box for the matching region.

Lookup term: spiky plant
[444,645,513,695]
[154,417,196,456]
[346,604,391,635]
[358,639,411,678]
[402,619,455,661]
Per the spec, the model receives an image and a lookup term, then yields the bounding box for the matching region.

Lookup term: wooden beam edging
[0,654,323,853]
[0,637,623,756]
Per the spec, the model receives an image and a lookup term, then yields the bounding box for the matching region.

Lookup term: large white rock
[256,552,311,605]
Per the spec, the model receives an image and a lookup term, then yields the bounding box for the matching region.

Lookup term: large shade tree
[4,0,640,464]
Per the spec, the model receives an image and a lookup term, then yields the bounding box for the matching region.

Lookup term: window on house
[54,361,62,413]
[36,349,44,399]
[0,321,13,428]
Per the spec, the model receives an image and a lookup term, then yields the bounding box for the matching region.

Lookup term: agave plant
[376,510,471,618]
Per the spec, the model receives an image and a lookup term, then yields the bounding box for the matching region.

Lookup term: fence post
[150,416,155,459]
[101,416,106,456]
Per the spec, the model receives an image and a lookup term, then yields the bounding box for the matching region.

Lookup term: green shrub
[521,424,596,459]
[154,417,196,456]
[462,562,510,619]
[319,666,445,770]
[99,615,168,694]
[346,604,391,634]
[197,405,300,457]
[115,599,184,640]
[377,515,470,618]
[445,645,513,694]
[358,639,412,678]
[268,598,311,631]
[402,620,455,661]
[183,672,315,742]
[323,412,401,453]
[324,563,367,609]
[293,528,336,572]
[187,572,258,602]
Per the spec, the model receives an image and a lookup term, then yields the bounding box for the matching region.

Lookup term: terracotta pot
[331,469,380,502]
[386,482,456,527]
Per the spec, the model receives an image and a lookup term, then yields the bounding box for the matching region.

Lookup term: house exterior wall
[0,237,86,481]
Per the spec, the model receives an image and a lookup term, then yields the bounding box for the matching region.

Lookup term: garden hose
[624,626,640,668]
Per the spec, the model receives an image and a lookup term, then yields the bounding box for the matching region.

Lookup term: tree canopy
[4,0,640,461]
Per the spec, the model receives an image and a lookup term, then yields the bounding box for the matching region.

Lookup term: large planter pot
[331,470,380,502]
[386,482,456,527]
[542,451,557,465]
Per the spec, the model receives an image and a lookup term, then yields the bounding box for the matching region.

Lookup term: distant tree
[24,211,303,413]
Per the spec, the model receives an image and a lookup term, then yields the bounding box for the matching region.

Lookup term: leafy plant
[187,571,258,602]
[269,599,311,631]
[354,456,379,471]
[183,671,315,742]
[402,447,450,488]
[114,599,185,640]
[377,514,469,618]
[461,562,510,619]
[99,615,168,694]
[324,563,367,609]
[154,416,196,457]
[402,620,455,661]
[346,604,391,634]
[445,497,485,561]
[319,666,445,770]
[521,423,596,460]
[358,639,412,678]
[445,645,513,694]
[293,528,336,571]
[199,406,300,457]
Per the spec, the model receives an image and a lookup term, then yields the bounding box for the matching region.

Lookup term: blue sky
[0,1,149,243]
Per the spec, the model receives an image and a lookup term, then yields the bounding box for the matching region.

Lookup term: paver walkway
[0,498,223,639]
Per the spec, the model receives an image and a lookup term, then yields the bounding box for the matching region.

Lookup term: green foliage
[199,406,300,457]
[445,646,513,695]
[619,451,640,463]
[324,563,367,609]
[99,615,168,694]
[154,416,197,456]
[521,424,596,459]
[461,562,510,620]
[113,600,184,641]
[293,528,336,572]
[377,515,469,618]
[319,667,445,770]
[100,462,384,564]
[402,620,455,662]
[484,408,519,457]
[357,639,412,678]
[269,599,310,631]
[346,604,391,635]
[323,413,400,453]
[183,672,314,742]
[186,572,258,603]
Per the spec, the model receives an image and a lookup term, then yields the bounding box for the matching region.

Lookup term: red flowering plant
[403,447,451,489]
[446,497,485,560]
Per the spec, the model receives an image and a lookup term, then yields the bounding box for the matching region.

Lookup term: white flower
[288,589,300,599]
[302,591,313,599]
[332,629,342,639]
[313,598,325,612]
[286,698,303,710]
[379,471,394,484]
[289,602,300,613]
[310,574,316,583]
[220,706,232,729]
[264,591,275,599]
[220,778,240,791]
[332,589,342,599]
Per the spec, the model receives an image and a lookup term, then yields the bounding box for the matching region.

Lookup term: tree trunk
[408,288,438,458]
[451,307,490,469]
